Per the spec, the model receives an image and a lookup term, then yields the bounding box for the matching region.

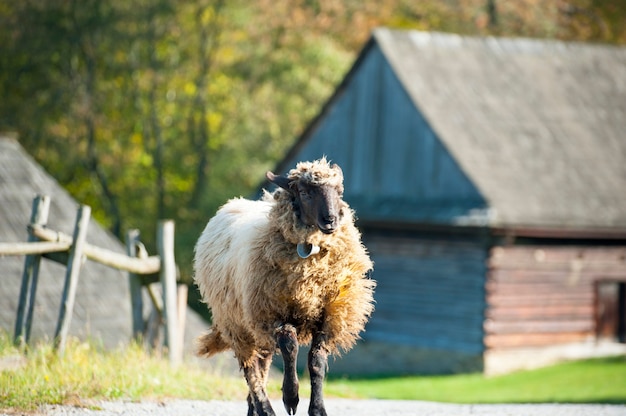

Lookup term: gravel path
[29,399,626,416]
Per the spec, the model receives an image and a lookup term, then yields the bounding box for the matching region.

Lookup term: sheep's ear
[266,171,291,191]
[331,163,343,180]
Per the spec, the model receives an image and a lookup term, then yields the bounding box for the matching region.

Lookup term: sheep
[193,158,375,416]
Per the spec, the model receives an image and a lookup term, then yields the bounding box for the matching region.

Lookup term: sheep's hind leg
[308,331,329,416]
[252,352,274,416]
[243,354,275,416]
[276,324,299,415]
[246,394,255,416]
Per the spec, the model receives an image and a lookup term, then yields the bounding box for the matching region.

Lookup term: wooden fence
[0,195,185,366]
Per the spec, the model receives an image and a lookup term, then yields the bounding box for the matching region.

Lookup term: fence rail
[29,224,161,274]
[0,195,184,366]
[0,240,70,255]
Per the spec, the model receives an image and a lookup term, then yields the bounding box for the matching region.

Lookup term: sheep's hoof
[282,371,299,415]
[308,405,327,416]
[282,392,299,416]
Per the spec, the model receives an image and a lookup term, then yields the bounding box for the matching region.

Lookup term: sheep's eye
[299,189,312,199]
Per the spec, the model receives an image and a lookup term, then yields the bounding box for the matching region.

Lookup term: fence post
[176,283,188,363]
[54,205,91,355]
[14,195,51,346]
[126,229,144,341]
[157,220,180,366]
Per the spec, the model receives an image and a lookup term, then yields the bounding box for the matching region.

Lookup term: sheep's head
[266,159,345,235]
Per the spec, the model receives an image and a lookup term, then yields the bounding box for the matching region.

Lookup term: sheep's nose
[319,215,337,234]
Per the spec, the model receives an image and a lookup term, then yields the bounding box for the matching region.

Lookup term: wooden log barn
[267,29,626,375]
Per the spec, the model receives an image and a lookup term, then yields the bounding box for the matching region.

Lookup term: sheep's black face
[295,182,343,234]
[266,170,344,234]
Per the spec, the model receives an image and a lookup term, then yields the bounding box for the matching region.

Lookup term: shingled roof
[275,29,626,233]
[0,137,132,347]
[377,29,626,231]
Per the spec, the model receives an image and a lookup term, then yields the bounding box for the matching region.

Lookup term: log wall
[485,245,626,350]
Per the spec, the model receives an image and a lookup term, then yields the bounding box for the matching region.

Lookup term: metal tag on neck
[296,242,320,259]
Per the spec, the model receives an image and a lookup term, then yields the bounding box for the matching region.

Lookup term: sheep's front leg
[308,330,329,416]
[243,352,275,416]
[276,324,299,415]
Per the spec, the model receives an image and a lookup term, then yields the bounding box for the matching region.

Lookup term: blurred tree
[0,0,624,282]
[0,0,126,233]
[557,0,626,44]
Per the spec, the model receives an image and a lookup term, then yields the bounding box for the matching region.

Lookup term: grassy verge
[326,355,626,404]
[0,332,255,410]
[2,330,625,410]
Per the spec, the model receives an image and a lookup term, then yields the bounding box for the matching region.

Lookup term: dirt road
[33,399,625,416]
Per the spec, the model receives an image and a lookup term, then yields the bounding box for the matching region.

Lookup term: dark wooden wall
[485,245,626,350]
[363,229,487,356]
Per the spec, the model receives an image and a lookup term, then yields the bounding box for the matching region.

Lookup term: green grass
[326,355,626,404]
[2,329,625,411]
[0,332,254,410]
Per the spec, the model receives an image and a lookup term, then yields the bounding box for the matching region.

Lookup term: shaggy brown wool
[194,158,375,368]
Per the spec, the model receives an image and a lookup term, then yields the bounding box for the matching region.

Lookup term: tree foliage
[0,0,624,279]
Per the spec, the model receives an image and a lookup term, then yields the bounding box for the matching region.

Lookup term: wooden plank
[370,313,484,334]
[485,331,590,349]
[0,241,70,255]
[30,224,160,274]
[370,238,484,259]
[366,319,484,352]
[485,280,593,295]
[54,205,91,355]
[374,260,486,289]
[489,246,626,270]
[486,304,594,321]
[491,245,626,264]
[175,283,188,362]
[484,319,594,335]
[591,272,626,282]
[145,283,163,350]
[126,229,144,341]
[487,292,593,307]
[158,220,181,366]
[377,277,484,298]
[14,195,50,346]
[491,246,626,263]
[487,269,597,284]
[490,263,626,275]
[375,293,485,320]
